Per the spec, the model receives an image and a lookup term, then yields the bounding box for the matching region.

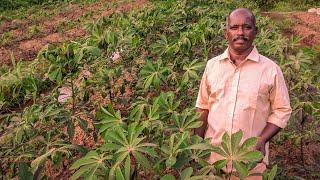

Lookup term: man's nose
[237,27,244,35]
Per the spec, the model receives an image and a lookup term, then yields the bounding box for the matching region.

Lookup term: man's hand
[194,108,209,138]
[255,122,282,161]
[255,138,266,156]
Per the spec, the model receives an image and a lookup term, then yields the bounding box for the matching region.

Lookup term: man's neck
[228,46,254,66]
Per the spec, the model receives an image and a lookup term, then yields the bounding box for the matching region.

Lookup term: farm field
[0,0,319,179]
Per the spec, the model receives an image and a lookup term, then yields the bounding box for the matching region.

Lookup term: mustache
[233,36,248,41]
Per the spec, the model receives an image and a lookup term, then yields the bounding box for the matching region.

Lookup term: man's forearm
[194,108,209,138]
[259,122,281,142]
[256,122,281,155]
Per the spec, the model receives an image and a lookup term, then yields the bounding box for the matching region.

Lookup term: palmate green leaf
[161,174,176,180]
[173,154,189,169]
[197,165,215,176]
[211,146,228,157]
[155,92,180,119]
[183,143,212,151]
[129,104,145,121]
[132,151,152,169]
[167,43,180,55]
[128,122,145,144]
[265,165,277,180]
[147,103,160,121]
[105,128,128,146]
[105,123,156,172]
[160,145,170,155]
[144,74,155,89]
[213,159,227,170]
[129,97,149,121]
[109,166,116,180]
[173,132,188,152]
[180,167,193,179]
[238,137,258,154]
[161,132,189,168]
[96,104,124,135]
[165,156,177,168]
[71,164,98,180]
[186,136,212,166]
[116,146,131,154]
[99,142,121,151]
[47,66,62,83]
[170,112,202,132]
[151,35,169,56]
[125,156,131,180]
[31,148,56,173]
[115,166,125,180]
[136,146,158,158]
[182,60,205,84]
[233,161,249,179]
[231,130,243,154]
[86,164,100,180]
[70,151,110,180]
[236,151,263,162]
[140,60,167,89]
[179,35,192,52]
[221,141,230,156]
[114,151,129,168]
[70,151,99,169]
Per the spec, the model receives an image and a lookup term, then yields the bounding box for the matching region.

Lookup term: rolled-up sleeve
[267,66,292,128]
[196,65,210,110]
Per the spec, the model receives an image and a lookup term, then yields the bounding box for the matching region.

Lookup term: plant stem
[300,109,308,178]
[71,77,75,114]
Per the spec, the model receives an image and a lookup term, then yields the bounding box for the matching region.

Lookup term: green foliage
[211,131,263,179]
[70,151,111,179]
[154,92,180,120]
[0,0,68,11]
[139,59,169,89]
[96,103,125,135]
[169,111,202,133]
[0,59,50,110]
[181,60,205,85]
[1,0,319,179]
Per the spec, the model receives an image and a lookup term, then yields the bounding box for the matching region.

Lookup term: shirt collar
[218,46,260,62]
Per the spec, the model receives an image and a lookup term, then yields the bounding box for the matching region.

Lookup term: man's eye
[245,26,252,29]
[230,27,237,30]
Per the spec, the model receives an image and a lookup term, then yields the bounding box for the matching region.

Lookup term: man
[195,8,292,178]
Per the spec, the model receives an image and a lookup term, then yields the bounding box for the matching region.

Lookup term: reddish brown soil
[269,140,320,178]
[0,0,148,65]
[263,11,320,46]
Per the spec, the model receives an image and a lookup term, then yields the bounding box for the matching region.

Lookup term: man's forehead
[228,16,254,25]
[228,10,255,26]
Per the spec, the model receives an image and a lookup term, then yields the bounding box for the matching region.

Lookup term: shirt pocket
[257,81,271,103]
[247,80,271,109]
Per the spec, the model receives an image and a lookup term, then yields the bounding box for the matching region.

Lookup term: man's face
[225,12,257,53]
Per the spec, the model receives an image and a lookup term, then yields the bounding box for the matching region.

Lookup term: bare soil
[269,140,320,178]
[263,11,320,46]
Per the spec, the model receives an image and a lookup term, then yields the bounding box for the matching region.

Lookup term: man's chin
[231,44,252,52]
